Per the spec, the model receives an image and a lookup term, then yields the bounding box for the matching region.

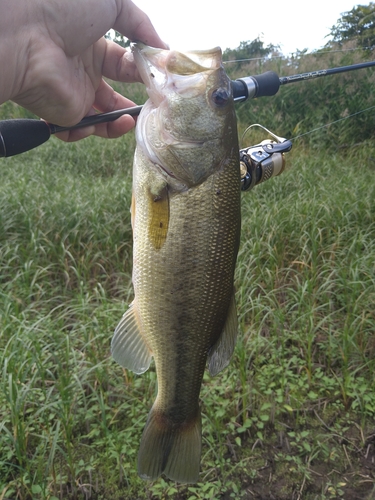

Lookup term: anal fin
[111,302,152,374]
[207,291,238,376]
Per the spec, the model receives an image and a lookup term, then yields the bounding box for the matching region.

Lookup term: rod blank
[279,60,375,85]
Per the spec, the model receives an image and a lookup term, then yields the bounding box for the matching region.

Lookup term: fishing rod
[1,60,375,158]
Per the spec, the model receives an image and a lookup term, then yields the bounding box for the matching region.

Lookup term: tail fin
[138,405,202,483]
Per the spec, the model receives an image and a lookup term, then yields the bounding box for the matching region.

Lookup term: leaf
[303,442,311,452]
[260,402,272,411]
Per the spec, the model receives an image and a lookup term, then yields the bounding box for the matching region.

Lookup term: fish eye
[211,88,230,106]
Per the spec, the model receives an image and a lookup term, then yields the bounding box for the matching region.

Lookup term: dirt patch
[227,416,375,499]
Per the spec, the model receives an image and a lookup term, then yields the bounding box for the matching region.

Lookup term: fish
[111,42,241,484]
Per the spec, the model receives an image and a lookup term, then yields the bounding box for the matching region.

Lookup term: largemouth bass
[111,43,241,483]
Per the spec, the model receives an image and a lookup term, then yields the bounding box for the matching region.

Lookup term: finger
[93,78,138,113]
[55,78,138,142]
[55,112,136,142]
[95,113,136,138]
[55,124,96,142]
[102,40,142,83]
[114,0,168,49]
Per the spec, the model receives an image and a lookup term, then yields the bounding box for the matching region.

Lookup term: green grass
[1,118,375,499]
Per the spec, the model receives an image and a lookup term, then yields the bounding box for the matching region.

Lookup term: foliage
[0,119,375,498]
[328,2,375,48]
[223,38,280,70]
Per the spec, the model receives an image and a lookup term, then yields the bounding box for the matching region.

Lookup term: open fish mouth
[131,42,223,105]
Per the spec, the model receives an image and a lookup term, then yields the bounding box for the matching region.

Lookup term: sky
[134,0,359,56]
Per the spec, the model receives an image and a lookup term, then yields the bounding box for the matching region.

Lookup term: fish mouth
[131,43,168,104]
[131,42,223,105]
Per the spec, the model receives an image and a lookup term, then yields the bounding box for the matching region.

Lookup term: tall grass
[1,53,375,499]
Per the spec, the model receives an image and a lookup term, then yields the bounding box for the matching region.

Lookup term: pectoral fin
[148,182,169,250]
[207,291,238,376]
[111,302,152,374]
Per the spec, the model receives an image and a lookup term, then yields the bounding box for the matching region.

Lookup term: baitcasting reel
[240,124,293,191]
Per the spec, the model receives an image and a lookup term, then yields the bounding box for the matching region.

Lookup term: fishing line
[223,45,375,65]
[240,104,375,147]
[290,104,375,142]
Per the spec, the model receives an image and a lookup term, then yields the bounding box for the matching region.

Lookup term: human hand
[0,0,167,141]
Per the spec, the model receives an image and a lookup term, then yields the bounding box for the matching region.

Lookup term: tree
[104,30,130,48]
[329,2,375,48]
[222,38,278,67]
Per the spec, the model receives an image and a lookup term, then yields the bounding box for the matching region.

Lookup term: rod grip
[251,71,280,97]
[234,71,280,101]
[0,119,51,157]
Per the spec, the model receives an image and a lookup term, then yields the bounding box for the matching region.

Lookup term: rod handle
[0,119,51,157]
[0,105,143,158]
[233,71,280,101]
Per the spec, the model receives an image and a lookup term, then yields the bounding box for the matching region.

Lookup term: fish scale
[111,43,241,483]
[134,151,239,412]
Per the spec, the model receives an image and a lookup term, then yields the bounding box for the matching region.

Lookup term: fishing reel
[240,124,293,191]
